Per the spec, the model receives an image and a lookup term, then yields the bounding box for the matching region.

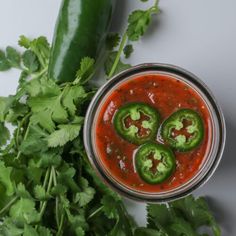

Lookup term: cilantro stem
[46,167,53,191]
[56,211,65,236]
[149,0,159,14]
[15,150,21,160]
[0,196,18,216]
[16,120,31,160]
[39,167,54,219]
[39,168,50,209]
[43,168,50,189]
[107,0,159,80]
[55,197,60,228]
[15,112,31,149]
[15,121,21,148]
[52,166,57,186]
[52,167,60,228]
[108,32,128,78]
[32,67,48,80]
[87,205,104,220]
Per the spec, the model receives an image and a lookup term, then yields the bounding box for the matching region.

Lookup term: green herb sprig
[105,0,159,78]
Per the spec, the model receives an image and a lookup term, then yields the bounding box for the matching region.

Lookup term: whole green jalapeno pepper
[113,103,160,145]
[48,0,116,83]
[135,142,176,184]
[161,109,204,152]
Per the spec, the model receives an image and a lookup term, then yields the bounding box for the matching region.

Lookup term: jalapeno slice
[113,103,160,145]
[135,142,176,184]
[161,109,204,152]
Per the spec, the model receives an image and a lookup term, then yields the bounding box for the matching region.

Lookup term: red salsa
[95,74,212,193]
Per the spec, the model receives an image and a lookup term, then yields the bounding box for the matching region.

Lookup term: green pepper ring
[135,142,176,184]
[161,109,204,152]
[113,102,160,145]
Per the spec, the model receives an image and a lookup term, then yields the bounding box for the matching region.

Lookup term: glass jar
[84,63,226,202]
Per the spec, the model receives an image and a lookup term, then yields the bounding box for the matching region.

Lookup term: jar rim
[83,63,226,202]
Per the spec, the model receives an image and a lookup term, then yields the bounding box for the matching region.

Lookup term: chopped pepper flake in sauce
[95,74,212,193]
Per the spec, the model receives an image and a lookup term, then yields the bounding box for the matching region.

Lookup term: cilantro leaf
[0,217,24,236]
[37,226,53,236]
[18,35,31,49]
[47,117,84,147]
[34,185,50,201]
[0,161,14,196]
[127,5,159,41]
[74,178,95,207]
[66,212,87,236]
[22,50,40,73]
[147,203,173,230]
[16,183,32,199]
[127,10,152,41]
[0,49,11,71]
[146,195,221,236]
[168,218,199,236]
[76,177,96,207]
[74,57,95,85]
[0,96,15,122]
[9,198,40,225]
[23,225,53,236]
[61,195,88,233]
[19,125,48,155]
[28,93,68,129]
[0,122,10,147]
[107,204,137,236]
[26,159,43,185]
[62,85,87,116]
[74,227,85,236]
[135,227,166,236]
[30,111,55,134]
[106,33,121,51]
[51,184,67,196]
[0,97,8,121]
[30,37,50,68]
[19,36,50,68]
[105,51,131,76]
[0,184,12,211]
[170,195,221,236]
[101,195,121,219]
[26,76,60,97]
[123,44,134,58]
[6,47,21,68]
[57,164,80,193]
[23,225,38,236]
[5,102,29,125]
[36,150,62,168]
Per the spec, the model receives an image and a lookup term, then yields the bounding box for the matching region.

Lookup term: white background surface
[0,0,236,235]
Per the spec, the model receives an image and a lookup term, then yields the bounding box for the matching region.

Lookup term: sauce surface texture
[95,74,212,193]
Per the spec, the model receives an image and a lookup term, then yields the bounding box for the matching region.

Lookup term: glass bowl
[84,63,226,202]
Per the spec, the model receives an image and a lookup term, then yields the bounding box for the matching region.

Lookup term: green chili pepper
[135,142,176,184]
[48,0,116,83]
[113,103,160,145]
[161,109,204,152]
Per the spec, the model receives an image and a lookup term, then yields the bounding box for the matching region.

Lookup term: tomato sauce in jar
[95,73,212,193]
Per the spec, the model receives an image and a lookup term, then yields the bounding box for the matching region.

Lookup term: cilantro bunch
[136,195,221,236]
[0,35,136,235]
[0,1,221,235]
